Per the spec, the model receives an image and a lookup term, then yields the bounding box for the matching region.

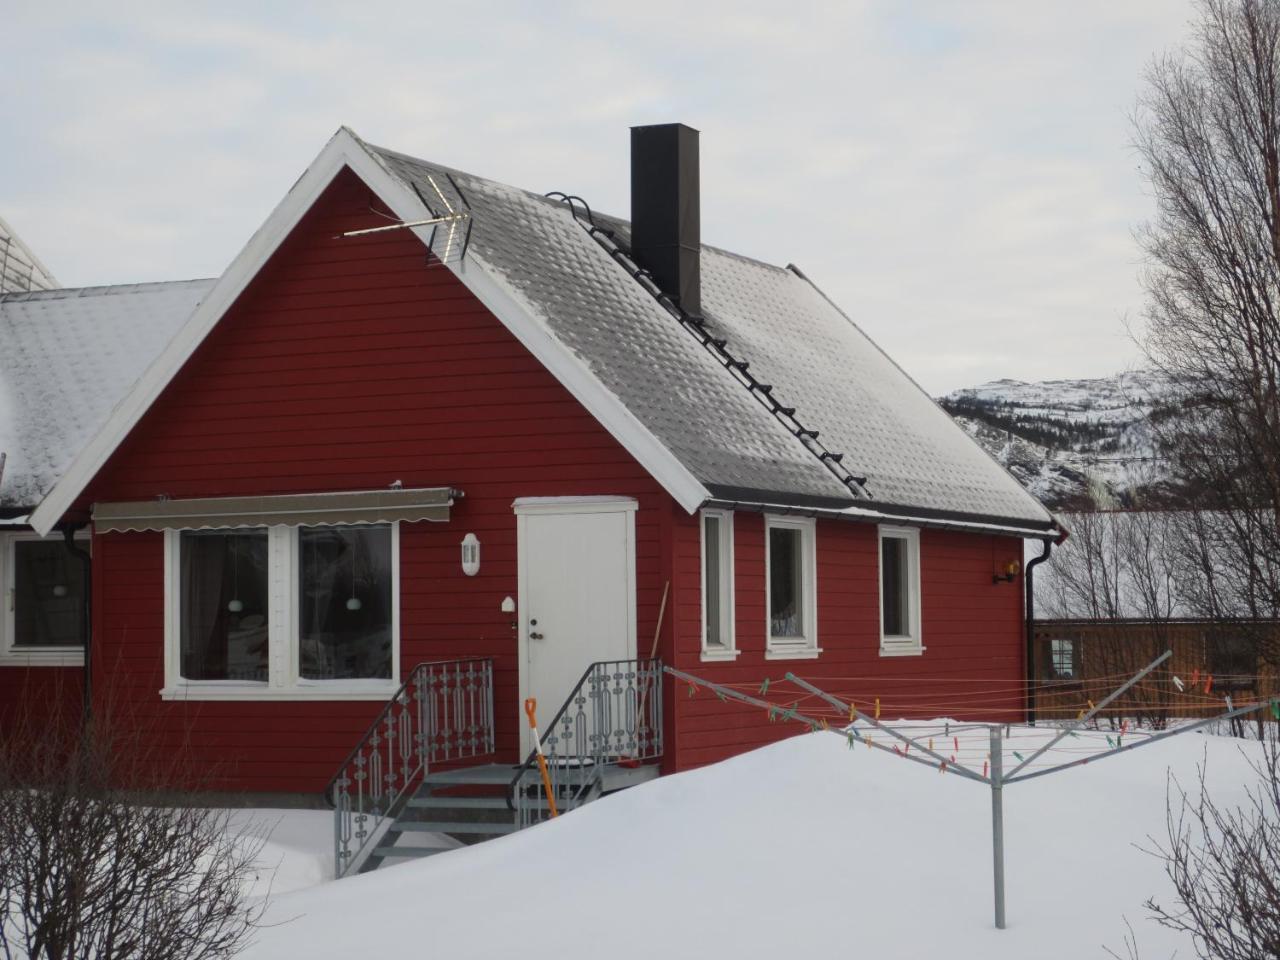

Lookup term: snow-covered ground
[238,724,1265,959]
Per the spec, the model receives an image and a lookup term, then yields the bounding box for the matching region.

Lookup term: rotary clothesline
[665,651,1279,931]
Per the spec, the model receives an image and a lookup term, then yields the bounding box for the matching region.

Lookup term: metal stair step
[407,795,511,810]
[391,820,516,835]
[423,764,519,786]
[371,845,452,861]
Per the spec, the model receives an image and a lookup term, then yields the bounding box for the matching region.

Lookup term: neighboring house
[1029,510,1279,719]
[2,125,1059,867]
[0,214,58,294]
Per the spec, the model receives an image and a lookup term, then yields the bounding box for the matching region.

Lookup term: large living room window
[765,515,818,659]
[2,533,88,666]
[164,523,398,699]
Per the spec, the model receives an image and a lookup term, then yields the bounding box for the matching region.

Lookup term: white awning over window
[93,487,456,532]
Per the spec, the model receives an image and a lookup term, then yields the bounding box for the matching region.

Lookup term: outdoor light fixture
[461,533,481,576]
[992,560,1021,584]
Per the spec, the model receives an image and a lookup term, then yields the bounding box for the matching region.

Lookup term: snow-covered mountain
[938,370,1176,510]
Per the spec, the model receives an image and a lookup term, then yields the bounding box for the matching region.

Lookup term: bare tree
[1135,0,1280,628]
[0,691,270,959]
[1146,737,1280,958]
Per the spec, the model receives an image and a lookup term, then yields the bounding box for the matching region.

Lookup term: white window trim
[161,523,400,701]
[878,525,923,657]
[700,509,738,662]
[764,515,820,660]
[0,530,89,667]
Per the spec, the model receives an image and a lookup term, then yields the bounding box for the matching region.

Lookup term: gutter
[62,524,92,723]
[704,497,1063,541]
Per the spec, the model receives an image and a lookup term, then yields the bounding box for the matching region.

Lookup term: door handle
[530,618,544,641]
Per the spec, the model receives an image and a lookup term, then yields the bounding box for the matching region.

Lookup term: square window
[765,516,817,657]
[299,525,393,680]
[179,530,270,682]
[13,539,85,648]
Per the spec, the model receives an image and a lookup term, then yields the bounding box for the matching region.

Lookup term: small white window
[163,523,399,700]
[765,515,818,659]
[1,531,89,666]
[879,526,922,656]
[700,509,737,661]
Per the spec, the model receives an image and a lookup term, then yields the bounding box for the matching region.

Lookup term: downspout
[1024,538,1053,726]
[62,524,92,723]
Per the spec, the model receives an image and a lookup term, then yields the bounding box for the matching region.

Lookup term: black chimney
[630,123,700,317]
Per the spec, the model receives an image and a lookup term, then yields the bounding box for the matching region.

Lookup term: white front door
[515,497,637,755]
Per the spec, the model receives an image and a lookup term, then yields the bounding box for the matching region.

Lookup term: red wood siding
[74,168,673,794]
[667,508,1026,771]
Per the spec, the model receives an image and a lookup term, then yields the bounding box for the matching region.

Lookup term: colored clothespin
[820,718,829,732]
[847,732,857,750]
[874,698,881,721]
[1087,699,1096,713]
[688,683,697,698]
[849,704,857,722]
[1013,751,1024,762]
[983,760,989,778]
[1173,675,1185,692]
[950,754,956,764]
[716,690,726,702]
[929,738,934,752]
[1270,700,1279,721]
[1191,669,1200,686]
[759,678,770,695]
[1106,735,1115,748]
[954,736,959,754]
[939,760,946,774]
[1204,674,1214,695]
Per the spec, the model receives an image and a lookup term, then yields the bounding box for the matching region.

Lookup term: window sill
[0,649,85,668]
[700,647,741,663]
[160,682,398,702]
[765,646,822,661]
[879,643,925,658]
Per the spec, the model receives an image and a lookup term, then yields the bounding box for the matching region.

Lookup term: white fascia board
[30,128,708,535]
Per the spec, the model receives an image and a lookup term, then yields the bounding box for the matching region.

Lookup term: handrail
[507,658,663,820]
[329,657,494,877]
[324,657,485,807]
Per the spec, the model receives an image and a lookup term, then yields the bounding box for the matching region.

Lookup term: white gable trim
[29,128,709,536]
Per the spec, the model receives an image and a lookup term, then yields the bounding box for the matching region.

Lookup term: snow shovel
[524,698,559,818]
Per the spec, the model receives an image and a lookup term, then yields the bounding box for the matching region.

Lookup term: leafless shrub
[0,686,270,959]
[1145,737,1280,959]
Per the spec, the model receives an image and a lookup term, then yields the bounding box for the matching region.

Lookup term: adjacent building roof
[0,280,215,509]
[20,128,1057,538]
[0,214,59,294]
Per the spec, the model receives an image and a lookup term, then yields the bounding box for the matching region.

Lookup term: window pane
[1050,638,1076,679]
[704,515,722,646]
[299,526,392,680]
[180,530,269,681]
[14,540,85,648]
[882,536,909,637]
[769,527,804,638]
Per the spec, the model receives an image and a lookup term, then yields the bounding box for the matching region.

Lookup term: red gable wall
[77,168,674,793]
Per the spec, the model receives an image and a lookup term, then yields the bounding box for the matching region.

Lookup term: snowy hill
[242,726,1260,960]
[939,370,1176,509]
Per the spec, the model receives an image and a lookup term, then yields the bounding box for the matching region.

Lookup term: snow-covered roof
[0,280,215,509]
[370,141,1055,530]
[0,214,58,294]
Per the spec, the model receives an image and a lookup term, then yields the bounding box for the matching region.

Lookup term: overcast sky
[3,1,1196,395]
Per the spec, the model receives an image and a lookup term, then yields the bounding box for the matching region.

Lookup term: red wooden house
[0,124,1060,873]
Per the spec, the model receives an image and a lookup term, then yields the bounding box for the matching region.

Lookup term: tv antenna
[338,172,472,266]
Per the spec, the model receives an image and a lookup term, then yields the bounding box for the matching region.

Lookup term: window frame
[878,525,923,656]
[0,530,90,667]
[699,508,738,662]
[162,523,400,700]
[764,515,819,660]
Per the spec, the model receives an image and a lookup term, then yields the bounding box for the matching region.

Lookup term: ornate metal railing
[510,659,663,828]
[327,658,495,877]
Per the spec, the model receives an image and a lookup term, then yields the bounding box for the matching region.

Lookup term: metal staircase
[327,658,663,878]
